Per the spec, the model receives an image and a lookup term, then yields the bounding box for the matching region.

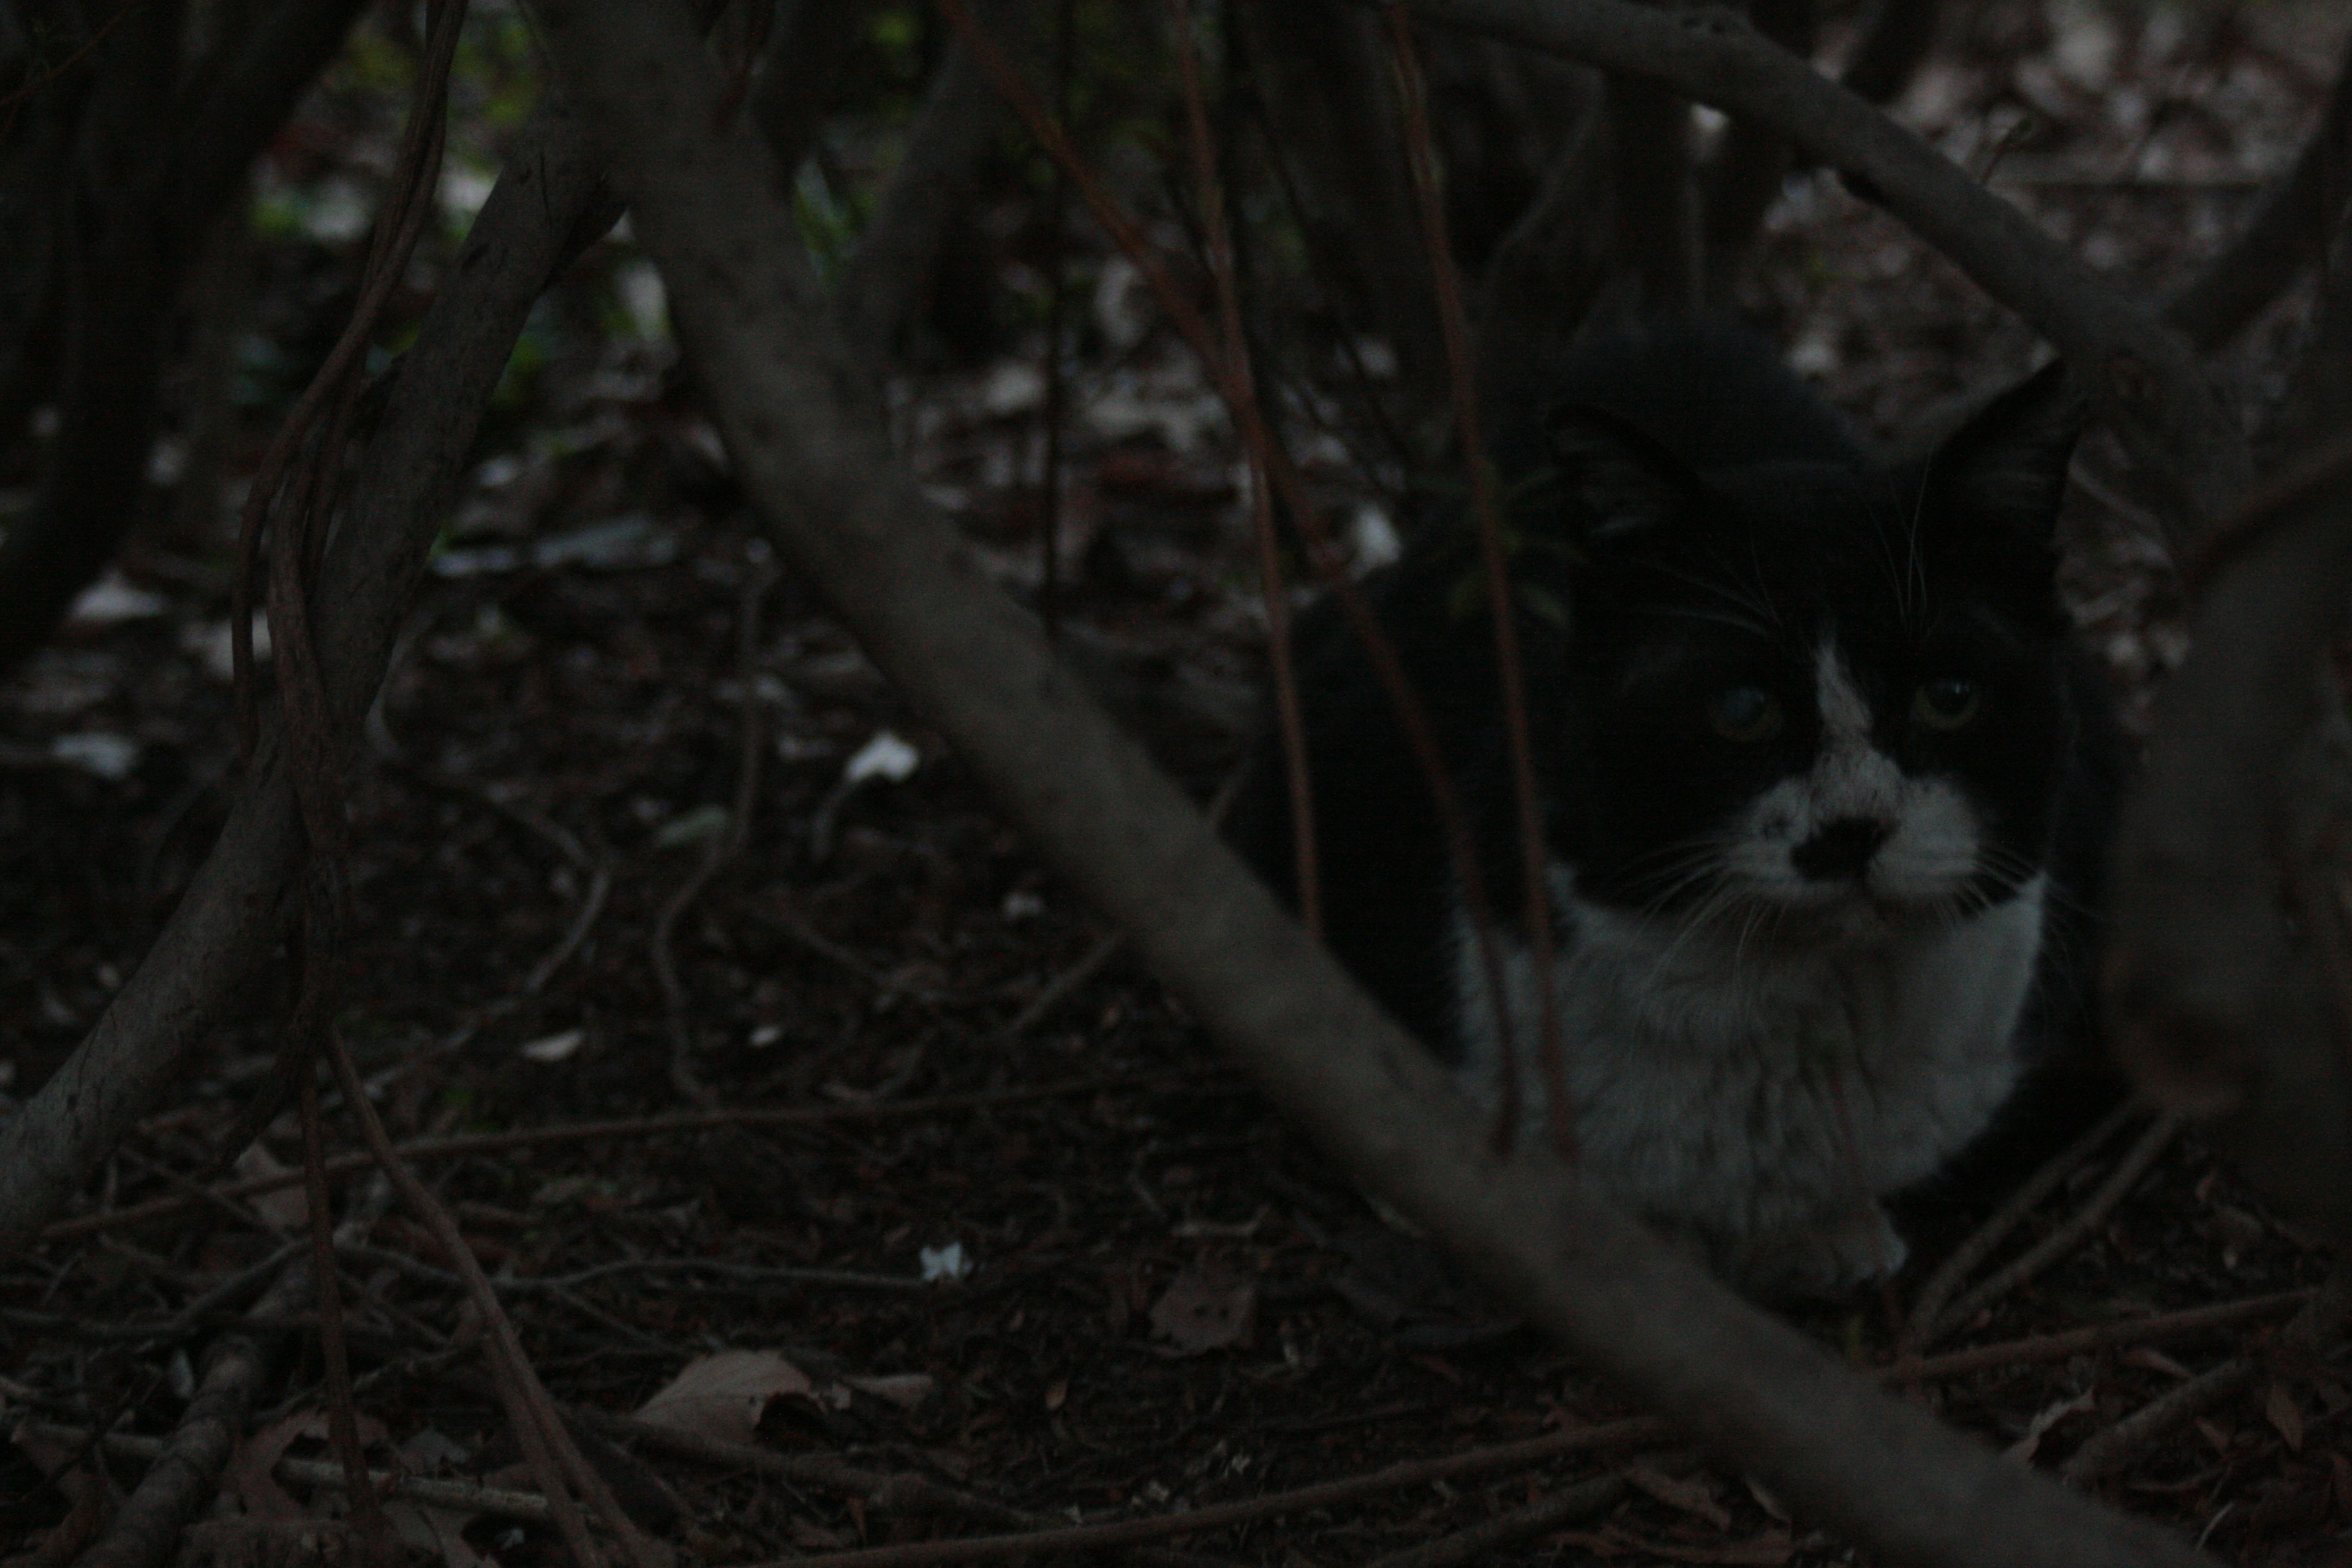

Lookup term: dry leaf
[233,1145,310,1233]
[2119,1346,2191,1380]
[1623,1465,1732,1528]
[1149,1264,1256,1355]
[636,1349,812,1444]
[1742,1473,1790,1525]
[388,1500,493,1568]
[2266,1379,2305,1452]
[2004,1389,2095,1463]
[518,1027,584,1063]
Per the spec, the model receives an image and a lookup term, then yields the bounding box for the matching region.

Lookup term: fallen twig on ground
[67,1181,391,1568]
[580,1409,1237,1566]
[656,553,777,1107]
[2063,1243,2352,1483]
[39,1071,1216,1245]
[1360,1474,1628,1568]
[1909,1114,2181,1351]
[742,1417,1670,1568]
[366,605,613,995]
[1902,1101,2143,1354]
[322,1028,656,1568]
[15,1419,555,1523]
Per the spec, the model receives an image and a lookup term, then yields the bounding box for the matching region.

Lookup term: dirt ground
[5,2,2352,1564]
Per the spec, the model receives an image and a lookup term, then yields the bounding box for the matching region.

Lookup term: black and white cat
[1237,321,2120,1300]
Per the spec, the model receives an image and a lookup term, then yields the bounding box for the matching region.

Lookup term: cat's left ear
[1923,360,2086,541]
[1542,404,1703,546]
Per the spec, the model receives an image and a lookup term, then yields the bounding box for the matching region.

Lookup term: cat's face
[1540,371,2084,942]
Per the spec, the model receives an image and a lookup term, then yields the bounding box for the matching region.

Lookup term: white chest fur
[1449,873,2047,1294]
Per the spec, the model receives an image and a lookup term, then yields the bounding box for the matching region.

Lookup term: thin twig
[1361,1474,1627,1568]
[657,552,778,1106]
[1900,1100,2143,1354]
[1885,1289,2311,1385]
[2060,1261,2352,1484]
[744,1417,1671,1568]
[1168,0,1321,936]
[933,0,1526,1097]
[1381,1,1563,1155]
[1910,1114,2181,1351]
[15,1420,557,1523]
[297,1071,389,1556]
[322,1028,646,1568]
[39,1071,1219,1245]
[367,605,613,995]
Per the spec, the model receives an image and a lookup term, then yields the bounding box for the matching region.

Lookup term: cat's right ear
[1923,360,2085,540]
[1543,405,1700,546]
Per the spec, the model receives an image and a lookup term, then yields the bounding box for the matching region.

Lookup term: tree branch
[835,0,1032,350]
[2163,21,2352,352]
[522,4,2217,1562]
[1402,0,2244,541]
[0,89,616,1259]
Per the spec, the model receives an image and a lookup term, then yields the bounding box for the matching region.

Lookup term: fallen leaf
[2266,1379,2305,1452]
[844,730,919,785]
[653,804,731,848]
[51,731,140,780]
[68,573,168,627]
[1149,1264,1256,1354]
[518,1027,585,1064]
[1623,1465,1732,1528]
[2005,1389,2095,1463]
[2119,1346,2191,1380]
[232,1144,309,1233]
[920,1242,972,1282]
[1742,1473,1790,1524]
[388,1499,493,1568]
[636,1349,812,1445]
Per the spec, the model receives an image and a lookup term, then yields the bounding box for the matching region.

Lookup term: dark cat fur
[1234,320,2121,1299]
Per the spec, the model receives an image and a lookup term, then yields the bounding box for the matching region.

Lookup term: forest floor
[5,3,2352,1564]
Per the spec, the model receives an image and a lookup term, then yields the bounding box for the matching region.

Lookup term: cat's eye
[1707,686,1781,743]
[1913,677,1982,731]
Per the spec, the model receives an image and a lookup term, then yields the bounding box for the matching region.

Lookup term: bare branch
[835,0,1031,350]
[1403,0,2245,541]
[1233,0,1447,399]
[175,0,371,232]
[748,0,875,183]
[1837,0,1939,107]
[523,5,2218,1562]
[0,89,615,1259]
[1607,74,1700,311]
[2164,23,2352,351]
[1699,0,1814,298]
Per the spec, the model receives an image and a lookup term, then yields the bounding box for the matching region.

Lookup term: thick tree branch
[175,0,371,233]
[0,0,368,676]
[523,4,2215,1564]
[1403,0,2245,541]
[748,0,875,188]
[835,0,1031,350]
[0,91,615,1259]
[2163,22,2352,352]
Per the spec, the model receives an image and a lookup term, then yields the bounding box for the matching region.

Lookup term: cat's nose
[1790,816,1891,881]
